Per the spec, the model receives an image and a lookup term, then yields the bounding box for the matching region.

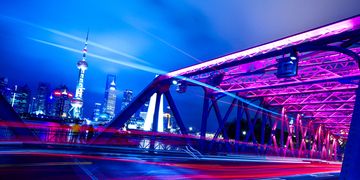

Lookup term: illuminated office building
[102,74,117,119]
[10,85,31,114]
[49,85,73,118]
[92,102,102,121]
[0,77,11,103]
[121,89,133,111]
[32,82,51,115]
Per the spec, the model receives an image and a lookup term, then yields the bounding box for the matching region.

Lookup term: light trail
[0,120,285,153]
[0,161,92,167]
[0,151,341,179]
[1,15,150,65]
[28,38,166,75]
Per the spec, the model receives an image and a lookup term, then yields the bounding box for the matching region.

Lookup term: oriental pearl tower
[70,31,89,119]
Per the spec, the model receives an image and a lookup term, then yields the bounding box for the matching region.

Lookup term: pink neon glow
[0,119,342,160]
[1,152,341,179]
[167,16,360,77]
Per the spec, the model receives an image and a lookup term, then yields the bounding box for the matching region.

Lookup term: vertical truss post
[242,104,251,151]
[318,126,322,159]
[270,112,279,155]
[265,111,273,155]
[333,137,338,161]
[322,130,330,160]
[163,91,187,135]
[295,114,301,151]
[311,125,321,159]
[260,107,268,154]
[149,92,162,153]
[200,89,210,152]
[284,117,295,157]
[235,100,243,152]
[280,107,285,155]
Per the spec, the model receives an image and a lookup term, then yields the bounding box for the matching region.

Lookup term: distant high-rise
[126,117,144,130]
[0,77,8,95]
[121,89,133,111]
[10,85,31,114]
[33,82,51,115]
[138,102,149,120]
[70,31,89,119]
[0,77,11,102]
[103,75,117,119]
[92,102,102,121]
[49,85,73,118]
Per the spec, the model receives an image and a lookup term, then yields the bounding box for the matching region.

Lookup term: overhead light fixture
[275,49,299,78]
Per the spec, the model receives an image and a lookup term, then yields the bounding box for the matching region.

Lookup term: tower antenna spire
[86,28,89,43]
[70,31,89,119]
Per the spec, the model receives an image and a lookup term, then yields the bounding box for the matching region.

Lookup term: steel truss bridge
[95,15,360,178]
[1,15,360,179]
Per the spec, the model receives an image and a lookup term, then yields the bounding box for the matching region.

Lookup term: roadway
[0,143,341,179]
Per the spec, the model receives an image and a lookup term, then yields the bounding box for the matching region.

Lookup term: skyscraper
[103,75,117,119]
[33,82,51,115]
[0,77,11,103]
[49,85,73,118]
[121,89,133,111]
[10,85,31,114]
[0,77,8,95]
[92,102,102,121]
[70,31,89,119]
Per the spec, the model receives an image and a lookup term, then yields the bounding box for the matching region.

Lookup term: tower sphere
[77,60,88,70]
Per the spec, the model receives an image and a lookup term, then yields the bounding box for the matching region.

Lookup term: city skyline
[0,75,130,120]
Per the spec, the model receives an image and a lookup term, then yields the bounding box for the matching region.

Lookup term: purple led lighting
[167,16,360,77]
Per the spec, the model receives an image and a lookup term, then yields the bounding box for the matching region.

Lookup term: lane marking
[74,158,98,180]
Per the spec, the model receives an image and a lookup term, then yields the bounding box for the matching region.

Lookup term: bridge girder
[94,15,360,178]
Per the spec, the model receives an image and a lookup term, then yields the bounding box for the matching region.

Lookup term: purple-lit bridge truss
[95,15,360,178]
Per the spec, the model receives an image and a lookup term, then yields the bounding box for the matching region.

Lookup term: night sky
[0,0,359,131]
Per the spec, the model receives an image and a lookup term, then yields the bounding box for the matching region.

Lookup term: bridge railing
[0,121,343,161]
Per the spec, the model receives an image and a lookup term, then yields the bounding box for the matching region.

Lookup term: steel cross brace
[243,99,264,154]
[235,100,244,152]
[209,95,232,152]
[209,98,237,150]
[163,91,188,135]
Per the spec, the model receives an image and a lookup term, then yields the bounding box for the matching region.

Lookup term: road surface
[0,144,341,179]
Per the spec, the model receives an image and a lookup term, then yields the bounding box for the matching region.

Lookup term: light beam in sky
[29,38,281,117]
[134,25,202,63]
[1,15,150,65]
[28,38,165,74]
